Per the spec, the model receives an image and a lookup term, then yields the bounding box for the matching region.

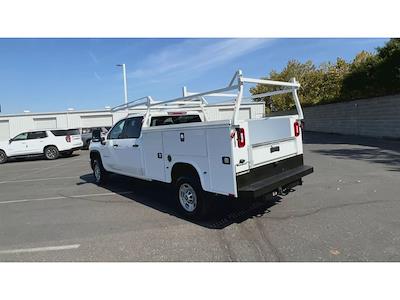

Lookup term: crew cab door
[104,119,126,171]
[114,116,144,177]
[8,132,29,155]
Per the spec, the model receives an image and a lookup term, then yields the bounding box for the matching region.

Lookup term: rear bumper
[237,155,313,199]
[62,146,82,152]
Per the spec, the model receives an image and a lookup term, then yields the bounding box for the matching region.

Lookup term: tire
[44,146,59,160]
[0,150,7,164]
[93,159,108,185]
[175,175,210,219]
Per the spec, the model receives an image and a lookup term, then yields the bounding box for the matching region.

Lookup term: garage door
[218,108,251,121]
[81,115,113,128]
[34,118,57,129]
[0,120,10,141]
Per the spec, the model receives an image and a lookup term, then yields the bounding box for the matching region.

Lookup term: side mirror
[9,139,12,144]
[92,129,101,142]
[100,136,106,145]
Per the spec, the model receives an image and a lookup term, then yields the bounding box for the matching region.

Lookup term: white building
[0,102,264,141]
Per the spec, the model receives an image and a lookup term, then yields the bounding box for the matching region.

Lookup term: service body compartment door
[160,124,237,197]
[142,130,166,181]
[206,126,237,196]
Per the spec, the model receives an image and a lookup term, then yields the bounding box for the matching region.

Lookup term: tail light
[236,128,246,148]
[65,135,71,142]
[294,121,300,137]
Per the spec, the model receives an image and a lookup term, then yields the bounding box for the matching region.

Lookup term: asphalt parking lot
[0,132,399,262]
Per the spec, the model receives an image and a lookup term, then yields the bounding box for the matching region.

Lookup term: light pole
[116,64,128,111]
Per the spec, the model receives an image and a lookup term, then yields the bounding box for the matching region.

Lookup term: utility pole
[116,64,128,112]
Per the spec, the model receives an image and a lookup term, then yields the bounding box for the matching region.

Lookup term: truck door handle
[132,144,139,148]
[113,144,119,147]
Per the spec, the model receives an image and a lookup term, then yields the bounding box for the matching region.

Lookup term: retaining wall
[302,94,400,139]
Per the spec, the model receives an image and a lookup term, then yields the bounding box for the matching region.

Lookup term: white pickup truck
[89,70,313,218]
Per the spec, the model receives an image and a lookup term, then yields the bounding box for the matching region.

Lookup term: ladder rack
[111,70,303,125]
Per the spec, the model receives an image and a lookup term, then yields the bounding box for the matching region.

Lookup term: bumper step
[238,165,314,198]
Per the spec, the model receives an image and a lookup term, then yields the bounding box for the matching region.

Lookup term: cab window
[13,132,28,141]
[122,117,143,139]
[108,120,126,140]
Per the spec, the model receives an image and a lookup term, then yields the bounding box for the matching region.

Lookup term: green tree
[250,58,349,111]
[341,38,400,99]
[251,38,400,111]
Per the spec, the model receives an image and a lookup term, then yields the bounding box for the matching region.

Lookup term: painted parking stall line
[0,191,134,205]
[0,244,80,255]
[0,176,78,184]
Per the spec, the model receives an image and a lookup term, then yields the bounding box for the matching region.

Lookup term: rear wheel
[44,146,59,160]
[0,150,7,164]
[176,176,209,219]
[93,159,108,185]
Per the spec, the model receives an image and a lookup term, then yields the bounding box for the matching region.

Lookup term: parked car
[89,70,313,219]
[0,129,83,164]
[81,127,110,149]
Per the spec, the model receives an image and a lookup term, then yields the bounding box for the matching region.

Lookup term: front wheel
[0,150,7,164]
[44,146,59,160]
[93,159,108,185]
[176,176,209,219]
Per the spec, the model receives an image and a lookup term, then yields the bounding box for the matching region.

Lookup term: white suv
[0,129,83,164]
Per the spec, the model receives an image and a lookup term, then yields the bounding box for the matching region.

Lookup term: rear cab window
[150,114,201,127]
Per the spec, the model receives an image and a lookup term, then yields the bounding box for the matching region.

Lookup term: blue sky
[0,38,389,114]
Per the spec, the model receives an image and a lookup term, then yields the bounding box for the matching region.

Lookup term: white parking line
[0,176,78,184]
[0,191,134,205]
[0,244,80,254]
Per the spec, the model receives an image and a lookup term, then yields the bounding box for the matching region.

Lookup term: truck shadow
[79,173,282,229]
[303,132,400,171]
